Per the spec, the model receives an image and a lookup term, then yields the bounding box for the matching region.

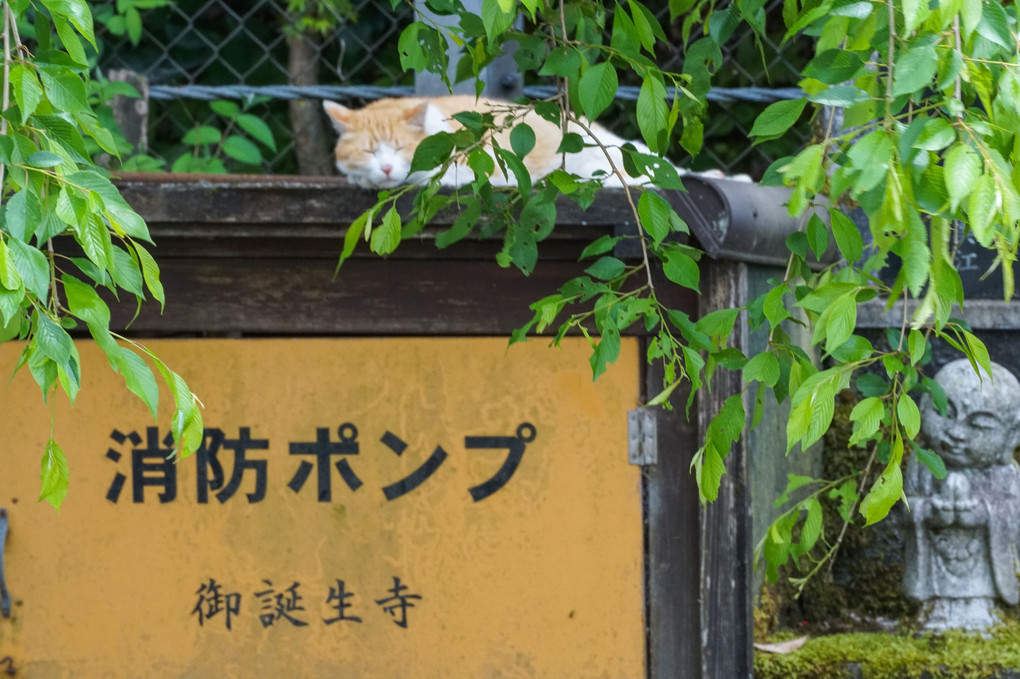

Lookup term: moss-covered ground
[755,622,1020,678]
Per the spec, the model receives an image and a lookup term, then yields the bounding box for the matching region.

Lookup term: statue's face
[920,360,1020,469]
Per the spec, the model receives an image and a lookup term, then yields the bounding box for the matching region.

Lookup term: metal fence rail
[95,0,810,176]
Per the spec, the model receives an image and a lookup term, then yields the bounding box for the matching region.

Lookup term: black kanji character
[379,431,448,501]
[192,578,241,630]
[254,580,308,627]
[465,423,536,502]
[375,577,421,629]
[322,579,362,624]
[196,427,268,504]
[105,428,177,503]
[288,424,360,502]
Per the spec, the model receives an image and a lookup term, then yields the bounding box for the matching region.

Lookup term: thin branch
[824,439,880,576]
[567,114,655,292]
[884,0,896,130]
[0,0,10,202]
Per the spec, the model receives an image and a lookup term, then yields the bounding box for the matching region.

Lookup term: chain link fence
[94,0,810,176]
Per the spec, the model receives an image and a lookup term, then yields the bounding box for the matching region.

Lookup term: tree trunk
[288,32,332,176]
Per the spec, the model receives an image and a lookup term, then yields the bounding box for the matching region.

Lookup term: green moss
[755,623,1020,679]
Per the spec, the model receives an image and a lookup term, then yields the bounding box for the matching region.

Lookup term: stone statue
[903,359,1020,632]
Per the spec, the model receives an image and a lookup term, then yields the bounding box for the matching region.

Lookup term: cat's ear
[406,101,451,135]
[322,100,352,135]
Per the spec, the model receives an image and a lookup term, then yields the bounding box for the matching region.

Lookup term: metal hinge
[0,508,9,619]
[627,409,658,466]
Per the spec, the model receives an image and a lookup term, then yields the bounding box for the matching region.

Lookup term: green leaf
[8,239,50,301]
[54,17,86,65]
[807,85,869,107]
[409,132,453,174]
[481,0,515,42]
[27,151,64,168]
[902,0,928,34]
[0,240,22,291]
[847,131,892,193]
[539,46,580,77]
[892,37,939,97]
[117,347,160,419]
[743,351,780,387]
[806,214,829,260]
[235,113,276,151]
[775,473,819,507]
[510,123,535,158]
[397,24,428,71]
[133,242,165,308]
[110,246,144,297]
[63,274,110,326]
[578,61,619,120]
[5,188,42,242]
[435,199,481,248]
[817,292,857,354]
[496,148,531,196]
[830,209,863,262]
[966,174,997,247]
[10,65,43,123]
[639,191,678,245]
[210,100,240,119]
[750,98,807,140]
[584,256,626,281]
[803,49,866,84]
[371,207,401,255]
[579,234,623,259]
[799,497,823,552]
[696,307,740,338]
[897,393,921,438]
[914,118,954,152]
[907,328,926,366]
[859,460,902,525]
[963,330,992,379]
[590,320,621,379]
[42,0,96,47]
[944,143,981,212]
[696,444,728,503]
[830,334,874,363]
[181,126,222,146]
[959,0,982,37]
[636,74,669,153]
[915,447,947,479]
[849,396,884,446]
[39,437,69,510]
[662,248,700,291]
[76,213,112,275]
[39,66,89,113]
[125,6,142,44]
[222,135,262,165]
[977,1,1011,48]
[35,312,73,365]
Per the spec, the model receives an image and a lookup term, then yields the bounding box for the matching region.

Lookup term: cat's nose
[381,164,393,176]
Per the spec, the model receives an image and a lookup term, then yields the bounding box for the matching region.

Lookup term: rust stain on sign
[0,338,643,678]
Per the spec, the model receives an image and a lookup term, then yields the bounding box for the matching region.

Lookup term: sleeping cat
[322,95,735,189]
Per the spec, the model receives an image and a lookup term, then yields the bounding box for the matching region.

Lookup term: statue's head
[921,359,1020,469]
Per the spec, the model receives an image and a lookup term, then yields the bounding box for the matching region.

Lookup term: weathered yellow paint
[0,338,643,678]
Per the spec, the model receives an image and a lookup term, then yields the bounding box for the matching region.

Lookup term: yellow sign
[0,338,643,677]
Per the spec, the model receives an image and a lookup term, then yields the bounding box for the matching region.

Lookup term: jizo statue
[904,359,1020,632]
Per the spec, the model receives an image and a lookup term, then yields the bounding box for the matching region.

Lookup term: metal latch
[0,508,10,618]
[627,409,658,466]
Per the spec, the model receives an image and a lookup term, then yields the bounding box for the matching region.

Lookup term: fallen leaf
[753,636,809,654]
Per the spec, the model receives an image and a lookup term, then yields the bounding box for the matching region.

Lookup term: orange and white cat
[322,95,689,189]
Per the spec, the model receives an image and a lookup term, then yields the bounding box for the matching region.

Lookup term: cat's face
[323,99,449,188]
